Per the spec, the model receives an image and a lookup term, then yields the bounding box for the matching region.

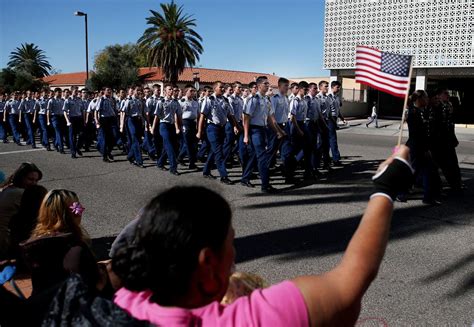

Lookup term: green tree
[88,43,142,91]
[0,68,47,93]
[138,1,203,84]
[7,43,52,77]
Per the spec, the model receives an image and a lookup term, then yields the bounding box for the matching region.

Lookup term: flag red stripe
[355,64,411,82]
[355,68,410,87]
[356,79,407,98]
[355,75,408,93]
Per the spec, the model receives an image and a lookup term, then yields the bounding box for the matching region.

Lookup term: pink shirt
[114,281,309,327]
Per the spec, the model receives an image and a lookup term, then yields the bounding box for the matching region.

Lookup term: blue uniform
[327,93,342,162]
[96,96,117,159]
[268,93,292,175]
[143,96,159,157]
[19,98,37,147]
[178,97,199,167]
[5,99,21,144]
[64,96,86,156]
[0,100,6,142]
[35,97,50,147]
[154,97,181,173]
[223,94,244,166]
[316,92,332,167]
[242,93,273,189]
[47,97,66,151]
[303,95,323,173]
[122,96,145,165]
[289,95,309,176]
[201,95,233,177]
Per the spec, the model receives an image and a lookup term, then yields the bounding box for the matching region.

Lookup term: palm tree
[138,1,203,84]
[8,43,52,77]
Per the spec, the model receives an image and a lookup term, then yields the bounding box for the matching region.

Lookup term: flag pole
[396,58,414,147]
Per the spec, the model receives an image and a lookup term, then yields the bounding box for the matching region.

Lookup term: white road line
[0,148,45,155]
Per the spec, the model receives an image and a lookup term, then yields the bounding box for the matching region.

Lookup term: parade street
[1,127,473,325]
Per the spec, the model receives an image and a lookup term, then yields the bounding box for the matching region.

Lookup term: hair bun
[111,244,151,291]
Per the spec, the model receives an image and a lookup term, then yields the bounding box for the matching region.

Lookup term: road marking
[0,148,45,155]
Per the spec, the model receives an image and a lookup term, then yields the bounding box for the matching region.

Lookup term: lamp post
[74,11,89,82]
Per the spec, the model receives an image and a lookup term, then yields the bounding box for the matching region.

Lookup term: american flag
[355,46,413,98]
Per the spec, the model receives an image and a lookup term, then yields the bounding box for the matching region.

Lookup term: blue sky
[0,0,328,77]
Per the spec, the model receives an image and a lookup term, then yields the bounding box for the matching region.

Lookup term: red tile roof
[43,67,281,87]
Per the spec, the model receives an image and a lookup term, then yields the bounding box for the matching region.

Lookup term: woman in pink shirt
[112,146,414,326]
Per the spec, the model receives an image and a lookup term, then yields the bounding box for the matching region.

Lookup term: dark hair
[408,89,428,107]
[1,162,43,189]
[10,185,48,243]
[203,85,212,92]
[233,81,242,88]
[318,80,329,87]
[278,77,289,86]
[112,186,232,305]
[308,82,318,88]
[54,88,62,93]
[298,81,309,89]
[256,76,268,85]
[290,82,299,89]
[331,81,341,88]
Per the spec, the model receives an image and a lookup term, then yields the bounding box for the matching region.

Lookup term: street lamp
[74,11,89,82]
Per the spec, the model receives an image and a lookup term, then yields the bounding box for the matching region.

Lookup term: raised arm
[293,145,414,327]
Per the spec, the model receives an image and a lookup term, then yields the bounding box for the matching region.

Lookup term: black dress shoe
[285,177,299,184]
[220,177,233,185]
[261,185,277,193]
[203,174,216,180]
[170,170,180,176]
[135,163,145,168]
[60,150,66,154]
[46,145,52,151]
[77,150,83,156]
[103,157,111,163]
[240,180,255,188]
[188,164,198,170]
[332,161,343,167]
[108,155,115,162]
[16,142,23,146]
[71,154,77,159]
[31,144,37,149]
[2,140,8,143]
[157,165,167,171]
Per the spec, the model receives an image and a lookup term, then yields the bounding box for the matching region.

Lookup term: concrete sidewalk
[339,118,474,142]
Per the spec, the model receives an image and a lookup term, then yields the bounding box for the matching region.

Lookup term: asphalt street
[1,129,473,325]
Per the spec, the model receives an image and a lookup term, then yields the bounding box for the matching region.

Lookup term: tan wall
[290,76,364,90]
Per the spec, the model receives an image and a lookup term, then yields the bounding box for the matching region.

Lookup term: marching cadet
[47,88,66,153]
[288,81,310,179]
[269,78,292,180]
[327,81,345,166]
[197,81,238,184]
[85,91,100,152]
[178,85,200,170]
[120,86,145,168]
[4,92,22,145]
[63,87,86,158]
[316,80,332,170]
[242,76,284,192]
[18,90,37,148]
[152,84,182,175]
[34,88,52,150]
[431,88,462,192]
[0,93,7,143]
[222,82,243,167]
[143,85,161,160]
[223,82,244,168]
[196,85,212,162]
[288,82,299,102]
[95,87,117,162]
[304,82,325,177]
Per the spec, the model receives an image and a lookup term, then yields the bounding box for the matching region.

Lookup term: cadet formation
[0,77,461,195]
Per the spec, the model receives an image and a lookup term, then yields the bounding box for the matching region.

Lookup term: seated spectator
[9,185,48,260]
[112,146,413,327]
[21,189,110,297]
[0,162,42,260]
